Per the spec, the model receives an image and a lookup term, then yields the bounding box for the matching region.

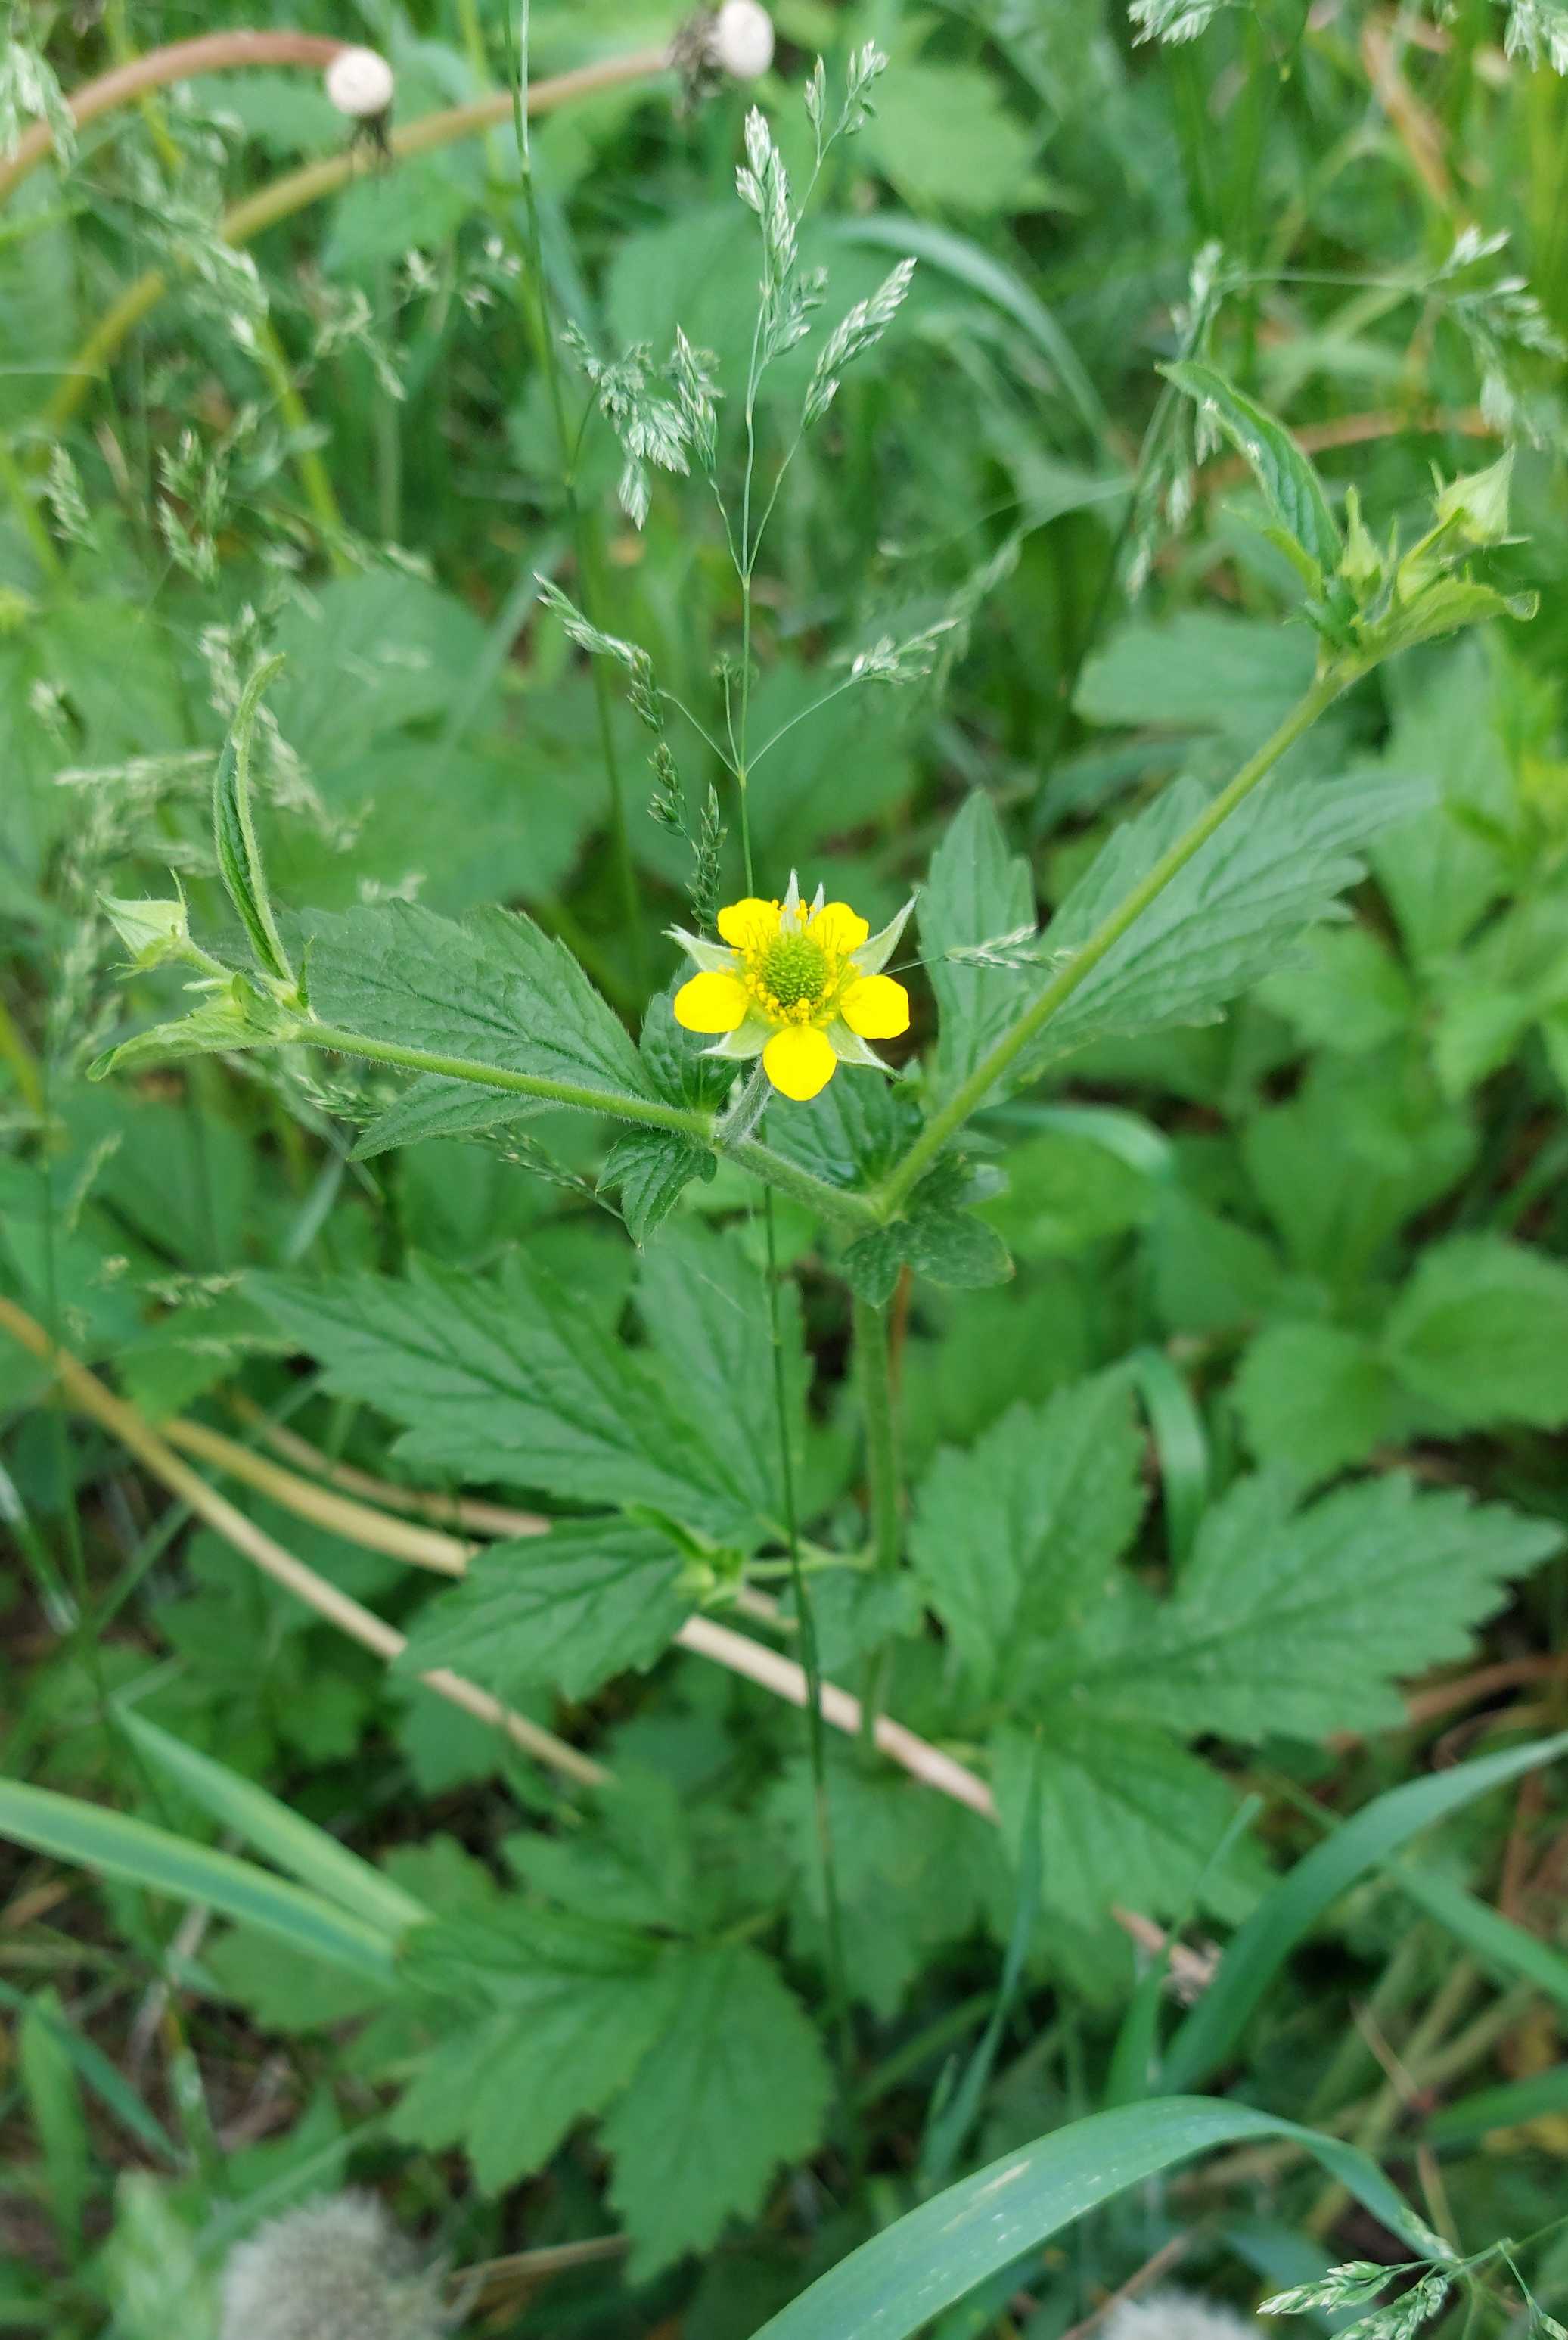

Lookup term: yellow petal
[717,897,779,950]
[674,971,751,1033]
[809,901,870,957]
[840,974,910,1039]
[763,1024,837,1101]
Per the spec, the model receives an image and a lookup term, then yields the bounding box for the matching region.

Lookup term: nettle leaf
[302,900,654,1119]
[396,1521,691,1704]
[1072,1471,1562,1742]
[1383,1235,1568,1431]
[1023,772,1431,1072]
[910,1372,1146,1690]
[921,793,1036,1098]
[601,1941,832,2276]
[1161,361,1342,577]
[251,1248,771,1542]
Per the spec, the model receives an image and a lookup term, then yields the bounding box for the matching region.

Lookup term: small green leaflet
[213,654,294,988]
[251,1239,778,1543]
[1160,360,1342,577]
[597,994,727,1242]
[352,1077,545,1161]
[301,899,655,1110]
[842,1153,1012,1304]
[921,793,1036,1097]
[396,1521,691,1704]
[601,1940,832,2276]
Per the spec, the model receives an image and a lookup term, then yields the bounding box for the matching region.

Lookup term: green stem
[297,1020,879,1229]
[875,660,1361,1219]
[852,1291,902,1754]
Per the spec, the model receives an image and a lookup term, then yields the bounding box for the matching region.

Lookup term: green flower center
[759,933,829,1009]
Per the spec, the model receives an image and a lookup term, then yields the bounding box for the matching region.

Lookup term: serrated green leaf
[89,977,297,1082]
[397,1521,689,1702]
[910,1372,1145,1690]
[993,1720,1265,1925]
[213,654,293,987]
[302,899,656,1113]
[250,1250,773,1541]
[601,1940,832,2276]
[1027,772,1431,1071]
[392,1906,674,2194]
[352,1076,545,1160]
[1075,1472,1560,1742]
[1383,1235,1568,1430]
[1162,361,1341,576]
[921,793,1036,1098]
[601,1127,716,1244]
[1364,578,1538,660]
[843,1198,1013,1305]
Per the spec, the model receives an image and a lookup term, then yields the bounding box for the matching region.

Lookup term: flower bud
[1433,449,1512,547]
[101,894,193,970]
[324,45,396,122]
[709,1,775,79]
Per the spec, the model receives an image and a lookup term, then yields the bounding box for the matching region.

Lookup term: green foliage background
[4,0,1568,2335]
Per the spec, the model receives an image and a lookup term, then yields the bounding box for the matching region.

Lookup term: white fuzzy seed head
[1102,2291,1263,2340]
[219,2191,452,2340]
[709,1,775,79]
[324,45,396,121]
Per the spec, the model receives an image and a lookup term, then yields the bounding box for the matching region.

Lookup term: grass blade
[1162,1732,1568,2092]
[0,1779,399,1986]
[1425,2062,1568,2147]
[0,1978,179,2165]
[749,2096,1439,2340]
[118,1708,427,1936]
[1394,1863,1568,2013]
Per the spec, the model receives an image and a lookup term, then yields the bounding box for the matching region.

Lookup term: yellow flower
[670,874,914,1102]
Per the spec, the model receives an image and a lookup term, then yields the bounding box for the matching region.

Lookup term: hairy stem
[877,660,1361,1217]
[852,1291,902,1749]
[297,1018,880,1229]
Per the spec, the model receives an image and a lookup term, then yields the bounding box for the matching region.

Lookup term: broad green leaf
[1027,772,1430,1071]
[100,2176,215,2340]
[843,1170,1014,1305]
[1161,361,1341,575]
[1383,1235,1568,1429]
[252,1251,771,1541]
[749,2097,1437,2340]
[301,899,655,1113]
[636,1220,803,1532]
[1163,1732,1568,2090]
[1078,1471,1560,1741]
[1075,611,1316,738]
[90,975,297,1083]
[1256,924,1416,1055]
[765,1069,918,1191]
[396,1521,690,1703]
[213,654,293,987]
[993,1717,1264,1925]
[601,1940,832,2276]
[269,570,493,765]
[1232,1322,1399,1481]
[1368,643,1514,960]
[118,1709,427,1936]
[921,793,1035,1098]
[392,1909,675,2195]
[0,1781,398,1985]
[910,1373,1145,1690]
